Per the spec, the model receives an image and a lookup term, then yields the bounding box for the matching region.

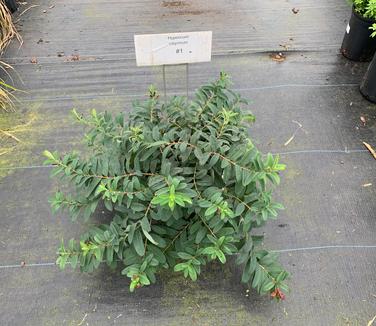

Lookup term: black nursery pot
[360,54,376,103]
[4,0,18,13]
[341,7,376,62]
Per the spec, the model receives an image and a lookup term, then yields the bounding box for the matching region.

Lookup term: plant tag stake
[134,31,212,100]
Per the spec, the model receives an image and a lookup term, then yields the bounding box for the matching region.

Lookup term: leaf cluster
[351,0,376,19]
[44,72,289,299]
[350,0,376,36]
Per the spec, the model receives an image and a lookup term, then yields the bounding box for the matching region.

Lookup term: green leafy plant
[351,0,376,37]
[370,22,376,37]
[44,73,289,299]
[350,0,376,37]
[351,0,376,18]
[349,0,376,35]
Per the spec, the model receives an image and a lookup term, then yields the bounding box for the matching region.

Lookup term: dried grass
[0,1,21,53]
[0,0,22,112]
[0,78,18,112]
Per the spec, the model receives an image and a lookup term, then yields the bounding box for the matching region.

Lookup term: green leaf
[220,158,231,168]
[235,165,242,182]
[140,216,151,232]
[177,252,194,260]
[241,259,252,283]
[262,281,275,293]
[252,266,262,289]
[148,245,166,264]
[106,247,114,263]
[205,205,217,217]
[70,255,79,269]
[174,263,187,272]
[147,141,168,148]
[207,154,219,168]
[194,147,203,161]
[242,170,254,186]
[199,152,211,166]
[179,142,188,152]
[187,265,197,281]
[43,150,56,161]
[128,224,136,244]
[133,230,145,256]
[141,147,157,161]
[242,113,255,124]
[195,227,207,244]
[149,233,167,248]
[143,230,159,245]
[216,249,226,264]
[201,247,216,255]
[104,200,113,211]
[152,126,160,140]
[132,203,146,212]
[139,273,150,285]
[235,203,245,217]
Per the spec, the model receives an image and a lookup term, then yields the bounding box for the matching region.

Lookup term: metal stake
[162,65,167,102]
[185,63,189,99]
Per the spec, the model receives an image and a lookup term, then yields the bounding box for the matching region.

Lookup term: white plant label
[134,31,212,66]
[346,23,350,34]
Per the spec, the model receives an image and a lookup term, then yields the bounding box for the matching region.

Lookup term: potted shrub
[341,0,376,61]
[4,0,17,13]
[43,73,289,299]
[360,24,376,102]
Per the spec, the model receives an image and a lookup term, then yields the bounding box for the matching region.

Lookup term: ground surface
[0,0,375,325]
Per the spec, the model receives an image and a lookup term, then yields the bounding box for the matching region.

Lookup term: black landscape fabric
[0,0,375,325]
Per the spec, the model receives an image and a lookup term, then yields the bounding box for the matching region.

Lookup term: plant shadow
[86,255,275,325]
